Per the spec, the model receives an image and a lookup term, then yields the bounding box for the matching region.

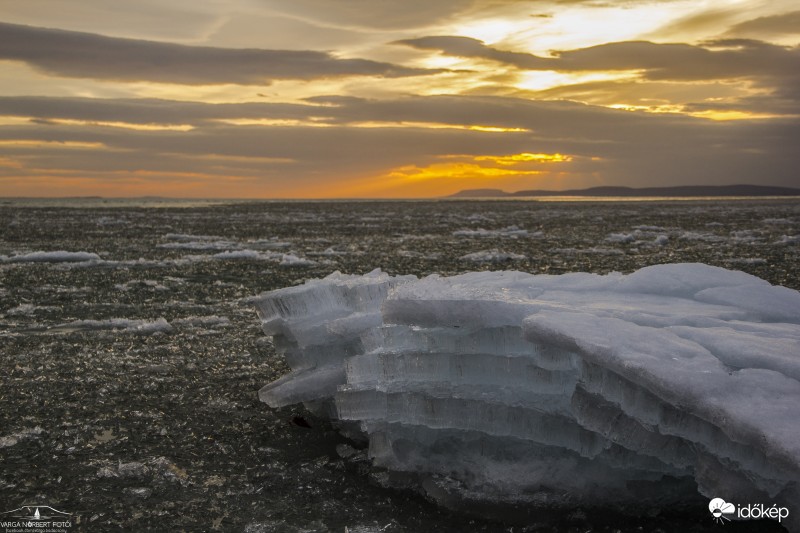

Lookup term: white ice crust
[252,264,800,521]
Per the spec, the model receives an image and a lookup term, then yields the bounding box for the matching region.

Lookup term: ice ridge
[253,264,800,527]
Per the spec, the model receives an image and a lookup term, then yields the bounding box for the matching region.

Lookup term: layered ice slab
[253,264,800,527]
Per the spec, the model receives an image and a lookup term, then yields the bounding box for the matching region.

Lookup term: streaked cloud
[397,35,800,82]
[725,10,800,39]
[254,0,477,30]
[397,35,800,117]
[1,95,797,197]
[0,22,437,85]
[0,0,224,42]
[396,36,550,69]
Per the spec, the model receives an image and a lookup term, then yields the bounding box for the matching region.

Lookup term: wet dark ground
[0,199,798,532]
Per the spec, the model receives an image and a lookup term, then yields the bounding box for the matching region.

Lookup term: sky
[0,0,798,198]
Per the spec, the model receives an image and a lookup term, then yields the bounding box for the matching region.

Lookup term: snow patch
[453,226,540,238]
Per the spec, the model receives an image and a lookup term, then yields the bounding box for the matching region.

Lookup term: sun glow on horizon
[325,152,576,198]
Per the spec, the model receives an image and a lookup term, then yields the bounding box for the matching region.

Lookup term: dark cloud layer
[0,96,315,125]
[0,94,721,133]
[725,10,800,39]
[1,95,797,190]
[396,36,550,69]
[0,22,436,85]
[558,40,799,81]
[0,0,222,42]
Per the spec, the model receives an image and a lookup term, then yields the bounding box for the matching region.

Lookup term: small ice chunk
[164,233,224,241]
[605,233,635,243]
[0,426,44,448]
[1,251,101,263]
[459,250,525,263]
[453,225,538,238]
[52,318,173,334]
[213,249,280,260]
[259,365,346,407]
[158,240,239,250]
[279,254,316,267]
[5,303,58,315]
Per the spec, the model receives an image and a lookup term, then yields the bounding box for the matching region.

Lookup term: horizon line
[3,184,800,202]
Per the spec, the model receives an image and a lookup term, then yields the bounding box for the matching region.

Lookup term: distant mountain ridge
[448,185,800,198]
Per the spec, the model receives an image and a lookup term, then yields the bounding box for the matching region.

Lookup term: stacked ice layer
[253,264,800,522]
[255,269,415,418]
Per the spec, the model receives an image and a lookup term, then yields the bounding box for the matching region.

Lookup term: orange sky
[0,0,798,198]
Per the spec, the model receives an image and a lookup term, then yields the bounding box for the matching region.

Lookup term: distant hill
[448,185,800,198]
[446,188,512,198]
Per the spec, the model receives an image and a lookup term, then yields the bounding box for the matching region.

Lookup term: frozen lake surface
[1,198,798,532]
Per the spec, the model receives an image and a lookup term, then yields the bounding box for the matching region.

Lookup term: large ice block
[252,264,800,528]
